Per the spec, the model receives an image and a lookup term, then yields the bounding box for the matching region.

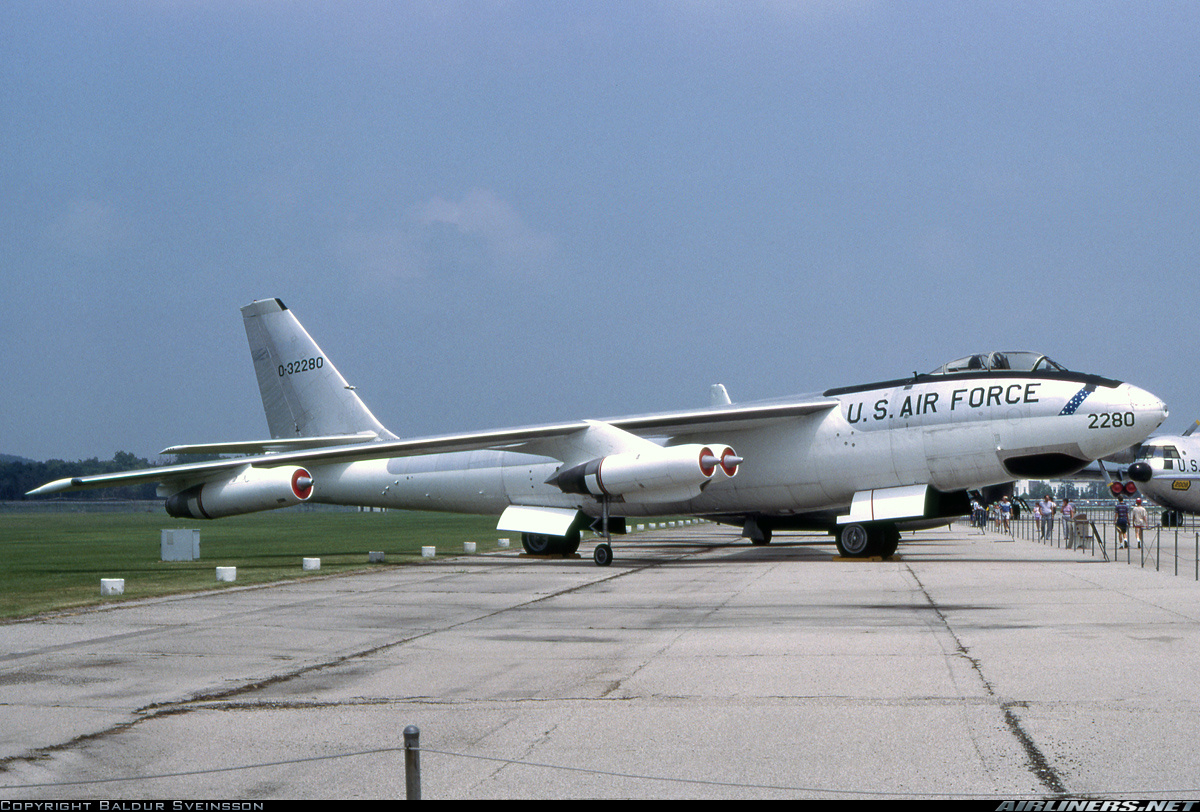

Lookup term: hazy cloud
[44,198,132,258]
[337,188,558,285]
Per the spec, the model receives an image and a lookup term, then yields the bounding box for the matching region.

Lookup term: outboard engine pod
[166,466,314,519]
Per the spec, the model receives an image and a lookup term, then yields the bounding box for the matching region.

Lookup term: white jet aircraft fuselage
[30,302,1168,565]
[1128,424,1200,521]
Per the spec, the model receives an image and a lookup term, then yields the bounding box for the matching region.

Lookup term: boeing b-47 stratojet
[30,299,1168,565]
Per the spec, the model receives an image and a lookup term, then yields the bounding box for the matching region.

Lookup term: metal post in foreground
[405,725,421,800]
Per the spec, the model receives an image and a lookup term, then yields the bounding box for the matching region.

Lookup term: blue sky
[2,1,1197,461]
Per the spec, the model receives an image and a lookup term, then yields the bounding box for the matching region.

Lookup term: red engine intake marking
[292,468,314,500]
[698,446,716,478]
[720,448,740,477]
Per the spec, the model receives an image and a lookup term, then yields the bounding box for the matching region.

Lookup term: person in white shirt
[1040,495,1056,541]
[1131,498,1149,549]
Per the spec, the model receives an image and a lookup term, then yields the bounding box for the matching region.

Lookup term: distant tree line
[1,452,160,501]
[1017,480,1118,501]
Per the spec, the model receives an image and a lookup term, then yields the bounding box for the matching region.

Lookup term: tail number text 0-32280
[278,357,324,377]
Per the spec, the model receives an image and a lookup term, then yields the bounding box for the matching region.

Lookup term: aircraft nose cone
[1129,462,1153,483]
[1126,384,1168,430]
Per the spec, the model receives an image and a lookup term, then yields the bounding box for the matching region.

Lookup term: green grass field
[0,508,505,619]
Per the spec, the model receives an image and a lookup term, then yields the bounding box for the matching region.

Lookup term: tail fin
[241,299,397,441]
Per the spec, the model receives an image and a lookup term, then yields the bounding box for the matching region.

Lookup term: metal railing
[987,507,1200,581]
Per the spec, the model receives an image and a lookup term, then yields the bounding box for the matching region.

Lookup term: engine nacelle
[165,466,314,519]
[548,444,740,503]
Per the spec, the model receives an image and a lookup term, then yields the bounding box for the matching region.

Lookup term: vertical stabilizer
[241,299,396,440]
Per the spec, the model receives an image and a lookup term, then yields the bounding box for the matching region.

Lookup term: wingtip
[26,478,74,497]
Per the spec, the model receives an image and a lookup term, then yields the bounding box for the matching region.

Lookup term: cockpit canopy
[1136,442,1181,467]
[928,352,1068,376]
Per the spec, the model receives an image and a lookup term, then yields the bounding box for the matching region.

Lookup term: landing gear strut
[593,496,614,567]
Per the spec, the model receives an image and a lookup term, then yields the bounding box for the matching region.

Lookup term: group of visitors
[1113,495,1149,549]
[982,492,1150,549]
[1033,495,1080,547]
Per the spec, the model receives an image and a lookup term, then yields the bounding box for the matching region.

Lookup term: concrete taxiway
[3,523,1200,799]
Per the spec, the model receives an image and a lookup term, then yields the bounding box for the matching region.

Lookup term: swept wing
[27,399,838,497]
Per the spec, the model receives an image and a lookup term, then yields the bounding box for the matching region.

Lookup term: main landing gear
[743,518,772,546]
[835,522,900,559]
[520,501,616,567]
[521,530,581,557]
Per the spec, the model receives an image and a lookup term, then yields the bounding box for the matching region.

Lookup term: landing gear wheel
[522,533,557,555]
[744,518,772,545]
[836,523,872,557]
[877,526,900,558]
[593,543,613,567]
[750,528,772,545]
[521,531,580,557]
[560,531,581,556]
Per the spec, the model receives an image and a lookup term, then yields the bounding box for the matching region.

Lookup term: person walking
[1040,495,1056,541]
[1061,498,1076,548]
[1131,497,1148,549]
[1114,496,1130,549]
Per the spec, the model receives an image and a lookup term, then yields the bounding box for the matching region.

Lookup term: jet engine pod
[700,444,742,477]
[548,444,736,502]
[166,466,314,519]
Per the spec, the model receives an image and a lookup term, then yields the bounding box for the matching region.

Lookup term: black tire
[877,525,900,558]
[522,532,558,555]
[750,528,772,545]
[560,531,581,556]
[836,523,873,557]
[593,543,613,567]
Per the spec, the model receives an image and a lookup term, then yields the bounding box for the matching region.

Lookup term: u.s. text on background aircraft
[30,299,1169,566]
[1127,421,1200,523]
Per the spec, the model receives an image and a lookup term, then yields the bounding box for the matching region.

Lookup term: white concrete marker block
[497,537,510,548]
[421,546,436,558]
[100,578,124,596]
[302,557,321,571]
[216,567,236,582]
[463,541,477,554]
[368,551,385,563]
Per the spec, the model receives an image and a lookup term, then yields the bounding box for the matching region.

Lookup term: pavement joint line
[904,563,1069,797]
